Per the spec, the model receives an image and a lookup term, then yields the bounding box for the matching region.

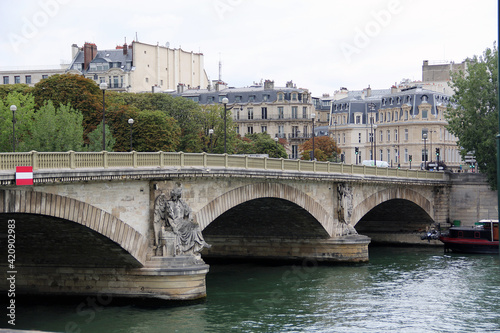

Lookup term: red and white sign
[16,166,33,186]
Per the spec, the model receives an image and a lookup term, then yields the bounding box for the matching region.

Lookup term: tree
[300,136,340,161]
[33,74,102,141]
[0,92,35,152]
[108,92,205,152]
[234,133,287,158]
[27,101,84,152]
[133,110,181,152]
[87,121,115,152]
[446,45,498,189]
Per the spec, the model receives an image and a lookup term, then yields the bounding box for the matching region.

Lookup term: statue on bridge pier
[153,188,211,257]
[337,183,358,236]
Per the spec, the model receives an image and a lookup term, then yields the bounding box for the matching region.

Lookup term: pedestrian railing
[0,151,445,180]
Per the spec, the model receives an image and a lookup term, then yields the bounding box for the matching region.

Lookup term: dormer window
[421,95,428,102]
[278,93,284,101]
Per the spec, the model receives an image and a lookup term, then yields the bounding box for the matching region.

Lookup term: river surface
[4,246,500,333]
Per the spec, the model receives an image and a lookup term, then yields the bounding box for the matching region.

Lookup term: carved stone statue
[153,188,211,257]
[337,183,357,236]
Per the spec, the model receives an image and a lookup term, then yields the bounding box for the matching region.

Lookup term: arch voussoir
[195,182,334,236]
[0,189,148,265]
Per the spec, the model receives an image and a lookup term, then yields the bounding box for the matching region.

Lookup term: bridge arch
[0,189,148,265]
[195,182,334,236]
[351,187,433,227]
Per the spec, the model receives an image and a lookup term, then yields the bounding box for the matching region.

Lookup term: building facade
[0,66,66,87]
[172,80,314,159]
[66,41,209,93]
[329,85,463,170]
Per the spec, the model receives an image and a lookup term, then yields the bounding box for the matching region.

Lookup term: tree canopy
[235,133,287,158]
[33,74,102,141]
[300,135,340,161]
[446,45,498,189]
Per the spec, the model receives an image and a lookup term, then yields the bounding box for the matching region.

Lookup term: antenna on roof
[218,53,222,82]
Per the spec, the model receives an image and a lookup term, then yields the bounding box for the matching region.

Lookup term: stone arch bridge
[0,151,489,301]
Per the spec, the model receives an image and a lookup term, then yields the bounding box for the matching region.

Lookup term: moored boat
[439,220,499,254]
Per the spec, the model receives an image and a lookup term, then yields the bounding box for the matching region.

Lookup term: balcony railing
[0,151,445,180]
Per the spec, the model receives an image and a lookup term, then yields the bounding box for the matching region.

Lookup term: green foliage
[27,101,84,152]
[104,103,139,152]
[133,110,181,152]
[0,92,35,152]
[200,104,238,154]
[33,74,102,141]
[106,92,204,152]
[235,133,287,158]
[300,136,340,161]
[87,121,116,151]
[446,45,498,189]
[0,84,34,100]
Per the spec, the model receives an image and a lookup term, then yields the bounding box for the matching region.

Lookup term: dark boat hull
[439,237,499,254]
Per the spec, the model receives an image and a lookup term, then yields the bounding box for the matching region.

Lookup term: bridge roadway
[0,151,450,301]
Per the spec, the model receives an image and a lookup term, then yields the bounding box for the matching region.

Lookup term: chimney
[366,85,372,97]
[177,83,184,94]
[71,44,79,60]
[286,80,294,88]
[83,42,98,71]
[391,85,398,94]
[264,80,274,90]
[123,42,128,55]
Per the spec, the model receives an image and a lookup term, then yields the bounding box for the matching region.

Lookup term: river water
[5,246,500,333]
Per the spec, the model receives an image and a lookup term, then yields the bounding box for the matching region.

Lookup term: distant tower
[218,54,222,82]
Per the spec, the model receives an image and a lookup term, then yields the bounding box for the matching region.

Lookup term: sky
[0,0,497,96]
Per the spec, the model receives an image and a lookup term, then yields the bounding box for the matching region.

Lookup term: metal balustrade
[0,151,445,180]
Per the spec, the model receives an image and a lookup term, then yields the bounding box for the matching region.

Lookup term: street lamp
[334,120,338,162]
[100,82,108,151]
[373,124,378,167]
[423,132,428,170]
[10,105,17,152]
[208,128,214,153]
[274,136,278,147]
[222,97,229,154]
[128,118,134,151]
[368,103,376,164]
[311,113,316,161]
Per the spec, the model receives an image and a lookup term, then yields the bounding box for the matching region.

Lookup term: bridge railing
[0,151,445,180]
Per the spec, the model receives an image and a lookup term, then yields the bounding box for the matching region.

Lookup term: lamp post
[368,103,376,165]
[10,105,17,152]
[334,120,338,162]
[311,113,316,161]
[209,128,214,153]
[373,124,377,167]
[222,97,229,154]
[100,82,108,151]
[423,132,428,170]
[128,118,134,151]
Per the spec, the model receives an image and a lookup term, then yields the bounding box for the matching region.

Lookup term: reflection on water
[4,247,500,333]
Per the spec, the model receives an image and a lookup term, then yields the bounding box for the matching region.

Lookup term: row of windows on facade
[360,147,461,164]
[86,75,127,89]
[73,62,132,72]
[335,128,457,146]
[2,75,40,85]
[186,91,306,104]
[332,95,450,112]
[233,106,311,120]
[332,108,438,126]
[235,125,311,138]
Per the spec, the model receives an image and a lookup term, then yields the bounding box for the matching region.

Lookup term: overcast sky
[0,0,497,96]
